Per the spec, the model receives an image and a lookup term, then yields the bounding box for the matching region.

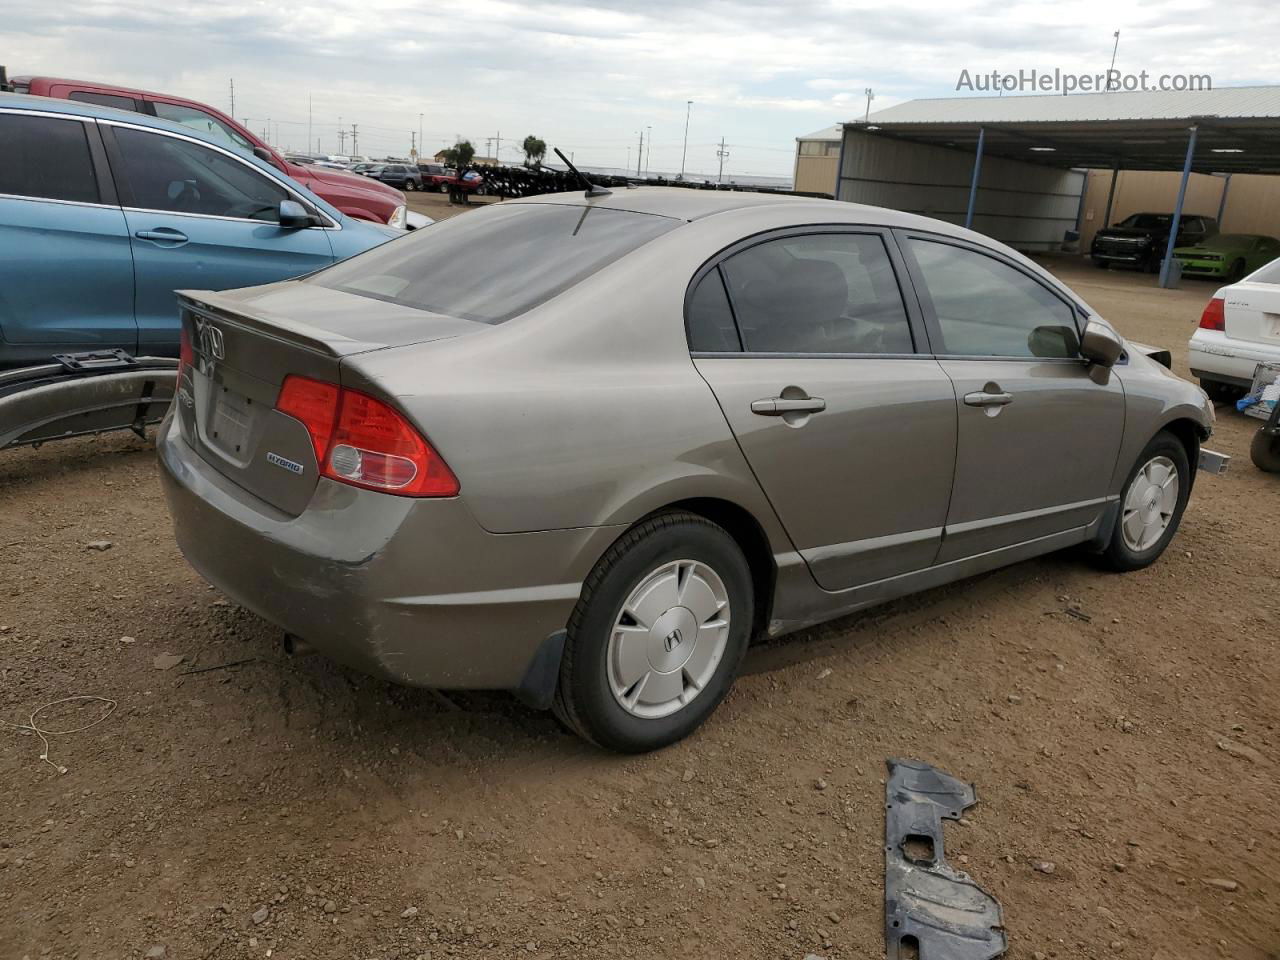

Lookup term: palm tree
[522,135,547,168]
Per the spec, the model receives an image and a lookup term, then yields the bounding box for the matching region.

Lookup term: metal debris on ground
[885,758,1007,960]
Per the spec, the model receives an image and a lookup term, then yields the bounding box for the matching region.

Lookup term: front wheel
[552,512,753,752]
[1098,431,1191,571]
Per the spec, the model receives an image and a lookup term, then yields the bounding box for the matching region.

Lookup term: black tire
[1227,258,1246,282]
[1145,253,1161,274]
[1251,429,1280,473]
[1093,258,1110,269]
[404,179,416,192]
[552,512,753,753]
[1098,431,1192,572]
[439,182,449,193]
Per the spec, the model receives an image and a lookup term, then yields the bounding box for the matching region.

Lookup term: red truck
[11,74,410,227]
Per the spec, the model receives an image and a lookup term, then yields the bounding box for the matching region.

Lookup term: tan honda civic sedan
[158,187,1217,752]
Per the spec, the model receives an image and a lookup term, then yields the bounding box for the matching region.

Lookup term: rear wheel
[1251,429,1280,472]
[552,512,753,752]
[1092,258,1110,269]
[404,179,416,191]
[1227,258,1246,282]
[1098,431,1191,571]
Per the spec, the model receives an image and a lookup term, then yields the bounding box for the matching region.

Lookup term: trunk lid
[175,283,480,516]
[1223,279,1280,348]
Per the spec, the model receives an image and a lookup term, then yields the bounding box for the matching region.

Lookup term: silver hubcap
[607,560,731,719]
[1121,455,1179,552]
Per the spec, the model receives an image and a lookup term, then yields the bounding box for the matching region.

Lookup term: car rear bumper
[156,415,620,690]
[1189,330,1280,386]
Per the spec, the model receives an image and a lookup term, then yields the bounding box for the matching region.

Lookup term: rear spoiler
[178,290,390,359]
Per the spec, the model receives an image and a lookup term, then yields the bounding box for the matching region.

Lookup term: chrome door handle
[963,391,1014,407]
[750,397,826,415]
[134,228,189,244]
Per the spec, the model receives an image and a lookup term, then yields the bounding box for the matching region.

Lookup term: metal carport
[838,86,1280,286]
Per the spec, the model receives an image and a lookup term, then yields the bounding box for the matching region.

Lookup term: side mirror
[1080,319,1123,385]
[278,199,316,229]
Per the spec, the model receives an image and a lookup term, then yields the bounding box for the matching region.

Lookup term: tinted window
[719,233,913,354]
[0,114,99,204]
[907,239,1079,358]
[1119,213,1172,229]
[687,269,741,352]
[312,203,677,324]
[69,91,140,112]
[151,103,253,153]
[112,127,289,221]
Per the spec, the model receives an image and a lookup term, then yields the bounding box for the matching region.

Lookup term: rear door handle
[750,397,826,415]
[963,391,1014,407]
[134,228,189,244]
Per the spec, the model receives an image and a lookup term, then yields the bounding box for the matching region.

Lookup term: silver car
[158,188,1215,752]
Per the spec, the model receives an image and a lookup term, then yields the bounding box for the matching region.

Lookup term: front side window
[0,114,99,204]
[150,103,254,154]
[719,233,913,354]
[312,202,678,324]
[112,126,289,222]
[907,238,1079,359]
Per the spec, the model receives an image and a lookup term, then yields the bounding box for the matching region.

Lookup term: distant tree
[440,139,476,169]
[522,135,547,167]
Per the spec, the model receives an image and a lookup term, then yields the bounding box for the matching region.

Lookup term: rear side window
[69,91,140,112]
[907,238,1079,358]
[687,269,741,352]
[312,203,678,324]
[0,114,99,204]
[719,233,913,354]
[111,126,289,221]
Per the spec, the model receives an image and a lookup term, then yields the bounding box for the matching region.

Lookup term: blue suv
[0,93,401,368]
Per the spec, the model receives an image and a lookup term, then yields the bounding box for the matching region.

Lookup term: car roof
[508,186,979,236]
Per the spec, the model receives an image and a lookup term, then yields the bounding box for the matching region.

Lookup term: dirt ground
[1,231,1277,960]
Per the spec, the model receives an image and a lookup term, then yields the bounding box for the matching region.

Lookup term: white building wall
[837,130,1085,252]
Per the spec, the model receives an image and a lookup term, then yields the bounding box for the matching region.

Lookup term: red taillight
[275,375,458,497]
[179,324,194,376]
[277,375,340,464]
[1198,297,1226,331]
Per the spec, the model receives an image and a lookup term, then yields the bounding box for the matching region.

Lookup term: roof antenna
[554,147,612,198]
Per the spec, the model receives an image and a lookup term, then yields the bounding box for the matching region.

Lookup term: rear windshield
[1119,213,1172,229]
[310,202,678,324]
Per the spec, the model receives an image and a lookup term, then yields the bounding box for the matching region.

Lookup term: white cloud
[7,0,1278,177]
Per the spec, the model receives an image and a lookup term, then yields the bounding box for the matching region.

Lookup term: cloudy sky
[9,0,1279,178]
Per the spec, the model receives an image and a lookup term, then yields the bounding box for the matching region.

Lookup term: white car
[1189,258,1280,399]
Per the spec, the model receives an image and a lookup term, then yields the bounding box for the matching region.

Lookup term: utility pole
[864,87,875,123]
[494,131,501,163]
[410,131,417,158]
[716,136,729,182]
[680,101,692,179]
[229,78,235,116]
[645,126,652,176]
[350,123,358,157]
[1106,30,1121,90]
[636,129,644,177]
[337,127,346,154]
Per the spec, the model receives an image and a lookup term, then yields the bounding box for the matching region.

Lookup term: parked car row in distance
[1090,210,1280,282]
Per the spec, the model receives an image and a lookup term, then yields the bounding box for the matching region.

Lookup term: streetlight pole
[680,100,692,179]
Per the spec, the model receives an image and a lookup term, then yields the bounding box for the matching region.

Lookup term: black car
[1091,212,1217,272]
[372,163,423,191]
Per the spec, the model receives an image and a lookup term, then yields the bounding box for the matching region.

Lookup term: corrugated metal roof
[797,124,843,142]
[860,86,1280,125]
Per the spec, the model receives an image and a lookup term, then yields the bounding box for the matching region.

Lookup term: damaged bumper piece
[885,758,1007,960]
